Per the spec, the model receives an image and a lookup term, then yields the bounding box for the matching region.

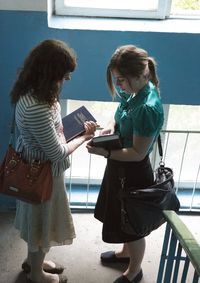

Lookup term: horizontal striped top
[15,93,70,176]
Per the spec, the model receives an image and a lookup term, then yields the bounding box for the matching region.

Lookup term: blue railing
[0,130,200,212]
[65,129,200,211]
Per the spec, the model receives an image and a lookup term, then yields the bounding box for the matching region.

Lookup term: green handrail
[163,210,200,276]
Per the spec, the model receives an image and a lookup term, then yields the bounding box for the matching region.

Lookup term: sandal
[26,274,68,283]
[22,261,65,274]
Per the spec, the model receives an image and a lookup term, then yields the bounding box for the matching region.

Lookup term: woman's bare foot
[23,259,64,274]
[25,260,57,269]
[43,260,57,270]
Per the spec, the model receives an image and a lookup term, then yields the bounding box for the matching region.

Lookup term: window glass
[55,0,170,19]
[171,0,200,16]
[61,99,200,181]
[55,0,200,18]
[61,100,200,208]
[64,0,159,10]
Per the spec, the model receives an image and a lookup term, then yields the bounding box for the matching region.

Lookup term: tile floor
[0,211,199,283]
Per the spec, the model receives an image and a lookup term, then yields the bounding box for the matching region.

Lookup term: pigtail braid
[148,57,160,96]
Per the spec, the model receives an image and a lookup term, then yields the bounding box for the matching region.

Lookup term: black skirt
[94,156,154,243]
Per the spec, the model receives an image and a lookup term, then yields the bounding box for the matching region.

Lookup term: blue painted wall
[0,10,200,159]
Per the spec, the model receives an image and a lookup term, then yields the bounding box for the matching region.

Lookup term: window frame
[55,0,172,19]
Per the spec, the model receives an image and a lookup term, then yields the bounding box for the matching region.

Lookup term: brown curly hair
[10,39,77,106]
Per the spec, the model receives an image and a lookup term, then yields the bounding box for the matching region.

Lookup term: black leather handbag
[118,135,180,237]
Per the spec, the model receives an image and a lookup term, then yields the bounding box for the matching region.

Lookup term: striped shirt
[15,93,70,176]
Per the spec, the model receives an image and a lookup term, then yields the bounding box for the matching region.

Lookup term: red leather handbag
[0,145,52,204]
[0,108,53,204]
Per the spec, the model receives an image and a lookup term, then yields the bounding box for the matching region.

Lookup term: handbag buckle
[159,159,165,167]
[26,160,42,184]
[5,156,20,175]
[8,158,18,169]
[119,177,126,190]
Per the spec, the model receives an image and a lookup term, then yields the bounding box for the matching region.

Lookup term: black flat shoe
[113,270,143,283]
[22,261,65,274]
[101,251,130,264]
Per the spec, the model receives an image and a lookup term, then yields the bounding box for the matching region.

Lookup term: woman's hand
[82,121,98,141]
[99,124,115,136]
[86,143,108,157]
[100,128,113,135]
[66,121,99,154]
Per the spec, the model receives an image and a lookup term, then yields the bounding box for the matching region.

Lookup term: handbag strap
[157,134,166,167]
[9,105,16,145]
[157,134,163,159]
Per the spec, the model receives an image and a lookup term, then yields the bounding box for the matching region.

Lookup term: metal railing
[65,130,200,211]
[157,211,200,283]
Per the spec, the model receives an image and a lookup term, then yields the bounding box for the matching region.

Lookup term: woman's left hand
[86,143,108,157]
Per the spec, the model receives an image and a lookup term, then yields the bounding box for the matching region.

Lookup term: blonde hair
[107,45,160,99]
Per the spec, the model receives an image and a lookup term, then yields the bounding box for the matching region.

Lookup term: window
[55,0,200,19]
[55,0,171,19]
[61,100,200,210]
[171,0,200,17]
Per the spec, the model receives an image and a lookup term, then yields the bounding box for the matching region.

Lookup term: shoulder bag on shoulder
[0,107,53,204]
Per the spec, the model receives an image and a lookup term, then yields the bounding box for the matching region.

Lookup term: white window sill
[48,15,200,33]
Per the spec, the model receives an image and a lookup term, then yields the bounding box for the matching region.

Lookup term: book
[62,106,97,142]
[90,134,122,150]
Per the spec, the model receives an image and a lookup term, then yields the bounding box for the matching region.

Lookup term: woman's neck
[135,79,149,95]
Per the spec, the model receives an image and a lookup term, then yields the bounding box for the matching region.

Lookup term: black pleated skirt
[94,156,154,243]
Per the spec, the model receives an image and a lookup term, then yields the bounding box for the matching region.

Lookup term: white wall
[0,0,46,11]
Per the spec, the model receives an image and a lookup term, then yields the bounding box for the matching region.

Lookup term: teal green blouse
[115,81,164,153]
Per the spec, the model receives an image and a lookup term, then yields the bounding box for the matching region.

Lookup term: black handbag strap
[9,106,16,145]
[157,134,163,159]
[157,134,166,167]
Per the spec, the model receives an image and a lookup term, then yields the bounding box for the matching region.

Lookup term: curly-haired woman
[11,39,97,283]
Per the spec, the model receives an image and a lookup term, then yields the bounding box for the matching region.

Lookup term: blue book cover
[62,106,97,142]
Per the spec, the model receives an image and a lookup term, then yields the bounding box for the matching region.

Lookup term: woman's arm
[86,135,154,161]
[66,121,97,154]
[108,135,154,161]
[26,105,96,162]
